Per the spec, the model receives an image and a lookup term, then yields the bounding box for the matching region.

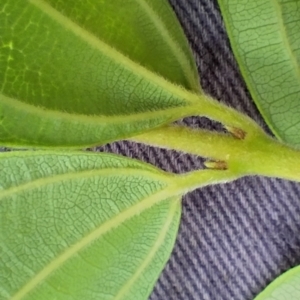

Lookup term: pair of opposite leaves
[1,0,300,299]
[0,1,219,299]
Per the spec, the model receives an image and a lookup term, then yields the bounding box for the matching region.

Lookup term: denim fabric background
[100,0,300,299]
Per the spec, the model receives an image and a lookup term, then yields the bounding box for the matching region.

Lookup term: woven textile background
[101,0,300,299]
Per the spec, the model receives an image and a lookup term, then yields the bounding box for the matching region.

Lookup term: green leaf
[255,266,300,300]
[0,151,182,300]
[218,0,300,146]
[0,0,201,148]
[0,151,236,300]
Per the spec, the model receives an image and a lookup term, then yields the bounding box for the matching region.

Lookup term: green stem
[234,133,300,181]
[129,125,237,161]
[183,93,262,135]
[130,125,300,183]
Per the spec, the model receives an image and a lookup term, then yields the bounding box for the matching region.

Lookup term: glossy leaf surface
[218,0,300,145]
[0,151,182,300]
[0,0,200,147]
[255,266,300,300]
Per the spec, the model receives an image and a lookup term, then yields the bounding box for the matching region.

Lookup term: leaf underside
[0,0,200,147]
[218,0,300,146]
[0,151,182,300]
[255,266,300,300]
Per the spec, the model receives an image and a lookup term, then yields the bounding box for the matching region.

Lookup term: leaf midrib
[0,93,193,124]
[273,0,300,88]
[0,167,172,200]
[9,178,181,300]
[0,151,163,174]
[0,93,203,149]
[114,199,179,300]
[28,0,197,104]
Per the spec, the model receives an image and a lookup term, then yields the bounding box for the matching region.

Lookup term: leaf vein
[274,0,300,89]
[9,184,180,300]
[114,199,179,300]
[0,167,171,201]
[135,0,199,91]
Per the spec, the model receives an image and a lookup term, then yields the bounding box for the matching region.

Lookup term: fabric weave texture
[103,1,300,299]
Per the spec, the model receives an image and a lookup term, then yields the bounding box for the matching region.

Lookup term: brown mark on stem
[226,126,247,140]
[204,160,228,170]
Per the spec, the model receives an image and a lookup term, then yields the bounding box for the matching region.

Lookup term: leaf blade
[113,199,180,300]
[0,151,181,300]
[255,266,300,300]
[218,0,300,145]
[0,0,201,147]
[0,152,237,300]
[130,0,201,92]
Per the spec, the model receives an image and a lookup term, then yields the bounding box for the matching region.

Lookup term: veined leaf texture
[0,0,201,147]
[218,0,300,146]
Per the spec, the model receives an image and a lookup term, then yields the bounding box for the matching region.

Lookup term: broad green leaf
[255,266,300,300]
[0,151,235,300]
[0,151,182,300]
[0,0,201,148]
[218,0,300,146]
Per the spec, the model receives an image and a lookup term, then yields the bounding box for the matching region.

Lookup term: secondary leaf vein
[135,0,200,91]
[28,0,195,103]
[9,184,180,300]
[274,0,300,91]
